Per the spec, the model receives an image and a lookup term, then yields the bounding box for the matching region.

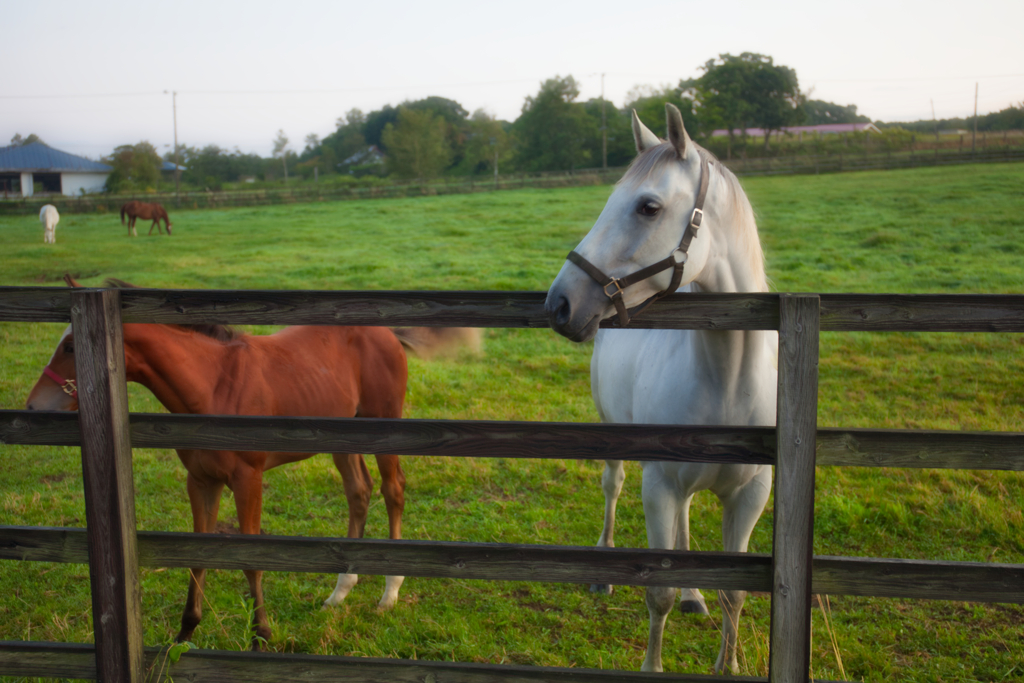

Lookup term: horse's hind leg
[373,454,406,609]
[591,459,625,594]
[231,463,271,650]
[177,473,224,643]
[714,467,772,674]
[323,453,374,608]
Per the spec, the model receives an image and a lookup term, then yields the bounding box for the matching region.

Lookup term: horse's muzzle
[544,292,601,343]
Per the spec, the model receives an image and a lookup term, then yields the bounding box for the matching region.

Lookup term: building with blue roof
[0,142,112,198]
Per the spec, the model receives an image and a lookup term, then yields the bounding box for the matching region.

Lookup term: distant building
[341,145,385,171]
[710,122,881,138]
[0,142,112,197]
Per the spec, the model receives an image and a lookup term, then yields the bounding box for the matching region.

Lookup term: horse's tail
[391,327,483,360]
[120,204,127,224]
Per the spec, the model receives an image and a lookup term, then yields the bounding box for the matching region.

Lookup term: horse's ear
[632,109,661,153]
[666,103,691,158]
[63,274,82,288]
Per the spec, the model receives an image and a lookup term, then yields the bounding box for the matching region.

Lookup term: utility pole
[601,73,607,170]
[971,82,978,155]
[165,90,181,204]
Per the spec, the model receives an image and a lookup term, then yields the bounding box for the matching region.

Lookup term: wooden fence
[2,146,1023,216]
[2,287,1024,683]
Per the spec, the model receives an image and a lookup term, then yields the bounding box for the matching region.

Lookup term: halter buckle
[60,379,78,398]
[690,207,704,229]
[602,278,624,299]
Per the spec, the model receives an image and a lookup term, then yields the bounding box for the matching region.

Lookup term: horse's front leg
[675,493,709,615]
[323,453,373,608]
[231,462,270,650]
[591,459,625,594]
[714,467,772,674]
[373,453,406,609]
[640,462,681,673]
[177,472,224,643]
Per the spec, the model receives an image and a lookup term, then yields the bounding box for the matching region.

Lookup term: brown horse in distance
[121,200,172,236]
[25,277,478,649]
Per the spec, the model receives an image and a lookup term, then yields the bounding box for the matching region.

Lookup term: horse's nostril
[555,297,571,326]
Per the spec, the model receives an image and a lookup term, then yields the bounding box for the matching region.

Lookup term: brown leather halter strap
[43,365,78,398]
[566,153,711,326]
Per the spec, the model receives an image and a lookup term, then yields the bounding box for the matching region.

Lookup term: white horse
[545,104,777,674]
[39,204,59,244]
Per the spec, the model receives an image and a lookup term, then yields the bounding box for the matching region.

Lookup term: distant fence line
[2,147,1023,217]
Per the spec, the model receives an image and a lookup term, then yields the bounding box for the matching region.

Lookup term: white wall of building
[20,172,33,197]
[60,172,109,195]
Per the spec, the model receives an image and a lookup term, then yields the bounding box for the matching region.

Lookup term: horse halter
[43,365,78,399]
[566,153,711,326]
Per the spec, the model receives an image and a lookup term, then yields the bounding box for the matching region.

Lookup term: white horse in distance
[545,104,777,674]
[39,205,59,244]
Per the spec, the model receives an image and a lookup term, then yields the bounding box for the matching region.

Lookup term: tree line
[11,52,1019,193]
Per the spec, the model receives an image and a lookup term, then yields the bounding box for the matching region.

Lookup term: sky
[3,0,1022,160]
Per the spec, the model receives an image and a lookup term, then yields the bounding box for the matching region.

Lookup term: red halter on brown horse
[25,277,471,649]
[120,200,172,236]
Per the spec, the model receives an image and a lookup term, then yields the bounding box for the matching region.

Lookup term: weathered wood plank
[818,293,1024,331]
[127,415,777,463]
[6,411,1024,471]
[812,555,1024,603]
[815,428,1024,470]
[0,526,772,591]
[769,294,820,683]
[6,527,1021,604]
[4,286,1024,331]
[0,641,764,682]
[71,289,145,683]
[0,286,73,322]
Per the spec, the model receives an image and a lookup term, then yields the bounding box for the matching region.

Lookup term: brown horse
[25,277,473,649]
[120,200,172,236]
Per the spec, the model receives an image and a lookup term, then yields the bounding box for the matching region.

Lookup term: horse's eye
[64,343,74,354]
[638,201,660,217]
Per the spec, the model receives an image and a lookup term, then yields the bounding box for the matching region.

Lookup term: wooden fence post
[768,293,820,683]
[71,288,144,683]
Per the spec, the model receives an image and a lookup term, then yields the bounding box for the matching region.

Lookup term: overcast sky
[3,0,1022,160]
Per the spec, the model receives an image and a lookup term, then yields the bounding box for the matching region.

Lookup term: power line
[3,72,1020,101]
[0,78,547,101]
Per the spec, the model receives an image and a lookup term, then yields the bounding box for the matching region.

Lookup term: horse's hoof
[678,599,710,615]
[590,584,614,595]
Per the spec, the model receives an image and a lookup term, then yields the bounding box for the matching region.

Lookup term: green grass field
[2,163,1023,682]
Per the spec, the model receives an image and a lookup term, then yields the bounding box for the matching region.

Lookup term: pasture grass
[2,162,1023,682]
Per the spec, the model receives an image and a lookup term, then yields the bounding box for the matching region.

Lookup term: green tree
[272,130,290,183]
[380,107,452,180]
[104,141,162,192]
[685,53,803,155]
[581,98,633,168]
[461,109,513,177]
[9,133,45,146]
[802,100,870,125]
[320,108,369,172]
[514,75,596,172]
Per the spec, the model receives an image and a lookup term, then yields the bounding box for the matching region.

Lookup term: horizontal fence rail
[3,527,1023,604]
[0,641,767,683]
[4,411,1024,471]
[5,287,1024,331]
